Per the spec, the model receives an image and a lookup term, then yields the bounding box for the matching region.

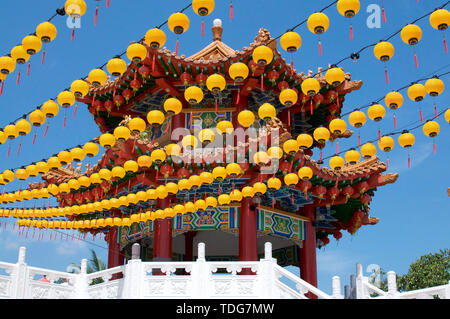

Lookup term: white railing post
[121,243,143,299]
[191,242,208,298]
[355,263,366,299]
[332,276,344,299]
[387,271,398,298]
[259,242,277,299]
[73,258,89,299]
[11,247,28,299]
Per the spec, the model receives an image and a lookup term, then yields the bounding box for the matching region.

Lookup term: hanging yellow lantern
[378,136,394,152]
[226,163,241,177]
[4,124,18,140]
[199,128,215,144]
[301,78,320,96]
[182,135,198,150]
[36,21,57,43]
[128,117,147,134]
[216,120,234,135]
[83,142,99,158]
[178,179,191,192]
[401,24,422,45]
[284,173,299,187]
[280,31,302,53]
[253,151,269,166]
[230,190,243,203]
[57,90,76,109]
[36,161,49,174]
[112,166,126,179]
[65,0,87,18]
[124,160,139,174]
[445,108,450,123]
[184,86,204,105]
[237,110,255,128]
[137,155,152,169]
[16,119,32,136]
[430,9,450,30]
[267,177,282,191]
[88,68,108,87]
[113,126,131,142]
[151,149,166,164]
[298,166,313,181]
[279,89,298,107]
[194,199,206,212]
[313,127,330,143]
[15,169,28,181]
[329,118,347,135]
[166,182,178,195]
[78,175,91,188]
[189,175,202,190]
[58,150,72,165]
[99,133,116,149]
[144,28,166,49]
[283,139,299,156]
[361,142,376,159]
[99,168,112,181]
[385,91,403,110]
[11,46,30,65]
[206,74,226,94]
[296,134,314,149]
[68,179,80,191]
[374,41,394,62]
[228,63,249,82]
[90,173,101,185]
[184,201,196,213]
[348,110,366,128]
[168,12,190,34]
[146,110,165,127]
[70,147,85,162]
[22,34,42,55]
[193,0,215,16]
[58,182,70,195]
[166,143,182,158]
[205,196,217,209]
[258,103,276,122]
[126,43,147,64]
[337,0,360,18]
[253,182,267,196]
[268,146,283,159]
[70,80,90,98]
[252,45,274,66]
[423,120,440,137]
[29,109,46,127]
[329,156,345,170]
[42,100,59,118]
[212,166,227,181]
[398,130,415,148]
[307,12,330,34]
[200,171,213,185]
[325,67,345,86]
[345,149,360,164]
[0,56,16,75]
[156,185,168,199]
[367,104,386,122]
[425,77,445,97]
[47,157,61,170]
[164,98,182,115]
[107,57,127,77]
[407,83,426,102]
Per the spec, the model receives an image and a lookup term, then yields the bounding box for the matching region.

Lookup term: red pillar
[107,209,124,279]
[184,231,197,261]
[153,198,172,262]
[239,197,257,274]
[299,205,318,298]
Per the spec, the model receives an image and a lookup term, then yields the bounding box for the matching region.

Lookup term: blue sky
[0,0,449,294]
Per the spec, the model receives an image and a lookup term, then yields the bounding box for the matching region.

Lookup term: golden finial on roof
[212,19,223,41]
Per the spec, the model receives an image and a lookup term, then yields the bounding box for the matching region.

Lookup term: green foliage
[87,249,107,285]
[397,249,450,292]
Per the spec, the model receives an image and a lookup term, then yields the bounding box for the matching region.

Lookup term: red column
[153,198,172,262]
[239,197,257,274]
[184,231,197,261]
[299,205,318,298]
[107,209,124,279]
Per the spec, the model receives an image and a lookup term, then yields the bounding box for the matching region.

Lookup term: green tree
[397,249,449,292]
[67,249,107,285]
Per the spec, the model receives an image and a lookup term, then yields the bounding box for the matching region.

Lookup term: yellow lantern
[313,127,330,143]
[228,63,249,82]
[267,177,282,191]
[242,186,255,198]
[199,128,215,144]
[237,110,255,128]
[200,171,213,184]
[15,169,28,181]
[205,196,217,209]
[401,24,422,45]
[253,182,267,196]
[182,135,198,150]
[325,67,345,86]
[178,179,191,192]
[29,109,46,127]
[267,146,283,159]
[113,126,131,142]
[378,136,394,152]
[337,0,360,18]
[430,9,450,30]
[36,21,57,43]
[10,46,30,65]
[150,149,166,164]
[68,179,80,191]
[90,173,101,185]
[218,194,231,206]
[128,117,147,134]
[367,104,386,122]
[22,34,42,55]
[156,185,168,199]
[329,156,345,170]
[58,182,70,195]
[185,202,196,213]
[423,121,440,137]
[42,100,59,118]
[107,57,127,77]
[166,182,178,195]
[126,43,147,64]
[112,166,126,179]
[307,12,330,34]
[212,166,227,181]
[445,108,450,123]
[78,176,91,188]
[57,91,76,109]
[145,28,166,49]
[425,77,445,97]
[99,168,112,181]
[258,103,276,122]
[279,89,298,107]
[374,41,394,62]
[188,175,202,190]
[398,131,415,148]
[296,134,314,149]
[16,119,32,136]
[284,173,299,186]
[408,83,427,103]
[70,80,90,98]
[298,166,313,181]
[206,74,226,94]
[70,147,85,162]
[4,125,18,140]
[361,142,376,159]
[195,199,207,212]
[36,161,49,174]
[83,142,99,158]
[47,157,61,170]
[216,120,234,135]
[230,190,243,203]
[345,149,361,164]
[168,12,190,34]
[146,110,165,127]
[301,78,320,96]
[124,160,139,174]
[329,118,347,135]
[184,86,204,105]
[99,133,116,149]
[0,56,16,75]
[137,155,152,169]
[252,45,274,66]
[253,151,269,166]
[280,31,302,53]
[193,0,215,16]
[226,163,241,177]
[88,68,108,87]
[65,0,87,18]
[348,110,366,128]
[164,98,182,115]
[283,139,299,156]
[58,150,72,165]
[166,143,182,158]
[385,91,403,110]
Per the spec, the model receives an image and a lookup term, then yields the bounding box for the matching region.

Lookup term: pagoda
[40,20,398,290]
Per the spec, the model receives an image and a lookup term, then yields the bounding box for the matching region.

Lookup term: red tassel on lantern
[261,74,264,92]
[95,5,99,27]
[319,40,322,56]
[230,1,233,20]
[107,0,110,8]
[444,35,448,54]
[393,114,397,128]
[414,51,418,68]
[433,142,436,155]
[27,62,31,76]
[63,114,67,129]
[201,20,205,37]
[42,49,46,65]
[175,39,179,56]
[16,71,20,85]
[288,111,291,126]
[73,104,77,119]
[17,142,22,156]
[32,132,36,145]
[0,81,4,96]
[152,55,156,72]
[382,7,386,23]
[408,154,411,168]
[419,108,423,123]
[72,27,75,41]
[385,66,389,85]
[350,24,354,41]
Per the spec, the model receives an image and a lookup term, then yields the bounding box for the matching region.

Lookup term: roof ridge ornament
[212,19,223,41]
